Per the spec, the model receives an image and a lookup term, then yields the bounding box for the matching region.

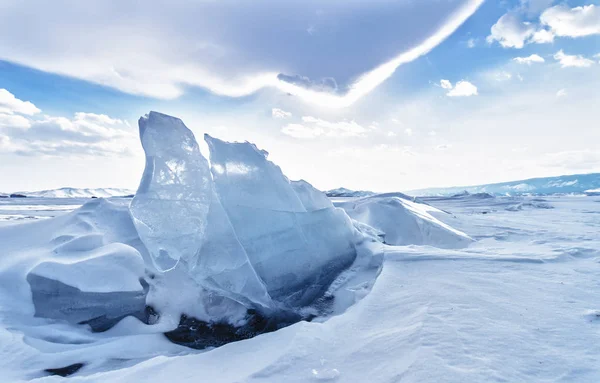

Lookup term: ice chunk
[27,243,149,331]
[205,135,306,212]
[193,188,272,309]
[205,135,357,306]
[291,180,333,211]
[130,112,212,272]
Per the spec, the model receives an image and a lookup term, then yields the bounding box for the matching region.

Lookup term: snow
[410,172,600,196]
[335,193,473,248]
[325,187,375,198]
[5,193,598,381]
[13,187,134,199]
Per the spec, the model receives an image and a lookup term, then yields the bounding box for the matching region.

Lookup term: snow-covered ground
[1,194,599,382]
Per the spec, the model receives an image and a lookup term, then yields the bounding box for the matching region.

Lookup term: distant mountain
[15,187,134,199]
[408,173,600,197]
[325,187,375,198]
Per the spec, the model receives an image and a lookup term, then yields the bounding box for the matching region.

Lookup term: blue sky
[0,0,599,192]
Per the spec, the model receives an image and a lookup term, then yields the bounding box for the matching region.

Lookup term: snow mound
[18,187,134,198]
[335,194,473,249]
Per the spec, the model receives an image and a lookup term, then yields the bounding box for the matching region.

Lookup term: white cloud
[428,130,437,136]
[301,116,369,137]
[404,128,413,136]
[530,28,555,43]
[490,5,600,50]
[0,89,41,116]
[271,108,292,119]
[387,131,397,137]
[0,0,484,108]
[281,123,323,139]
[519,0,555,16]
[554,50,595,68]
[0,97,135,157]
[556,89,567,97]
[435,144,452,150]
[0,113,31,129]
[281,116,373,139]
[513,54,545,64]
[447,80,478,97]
[487,13,536,48]
[467,38,477,48]
[540,5,600,38]
[440,79,453,89]
[495,71,512,81]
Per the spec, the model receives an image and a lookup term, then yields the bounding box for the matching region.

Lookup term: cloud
[487,12,536,48]
[440,79,453,89]
[540,5,600,38]
[301,116,369,137]
[553,50,595,68]
[447,80,478,97]
[0,0,483,108]
[404,128,413,136]
[387,131,397,137]
[0,113,31,129]
[490,5,599,49]
[530,28,554,43]
[271,108,292,119]
[281,123,323,139]
[467,38,477,48]
[281,116,372,139]
[556,89,567,97]
[513,54,545,64]
[0,89,41,116]
[0,97,135,157]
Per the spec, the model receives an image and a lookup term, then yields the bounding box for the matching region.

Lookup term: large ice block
[205,135,357,306]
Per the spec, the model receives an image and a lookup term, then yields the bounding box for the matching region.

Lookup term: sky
[0,0,599,193]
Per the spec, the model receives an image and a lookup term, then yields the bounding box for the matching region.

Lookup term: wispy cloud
[554,50,595,68]
[513,54,545,65]
[271,108,292,119]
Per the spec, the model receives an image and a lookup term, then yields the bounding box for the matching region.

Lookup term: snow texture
[335,193,473,248]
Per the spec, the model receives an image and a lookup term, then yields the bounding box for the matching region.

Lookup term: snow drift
[335,193,473,248]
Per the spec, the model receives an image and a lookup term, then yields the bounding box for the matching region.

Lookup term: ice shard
[205,135,357,307]
[130,112,213,272]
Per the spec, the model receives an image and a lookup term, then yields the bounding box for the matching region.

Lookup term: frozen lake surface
[1,194,599,382]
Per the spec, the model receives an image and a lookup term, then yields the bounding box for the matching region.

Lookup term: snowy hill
[16,187,134,198]
[408,173,600,196]
[325,187,375,198]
